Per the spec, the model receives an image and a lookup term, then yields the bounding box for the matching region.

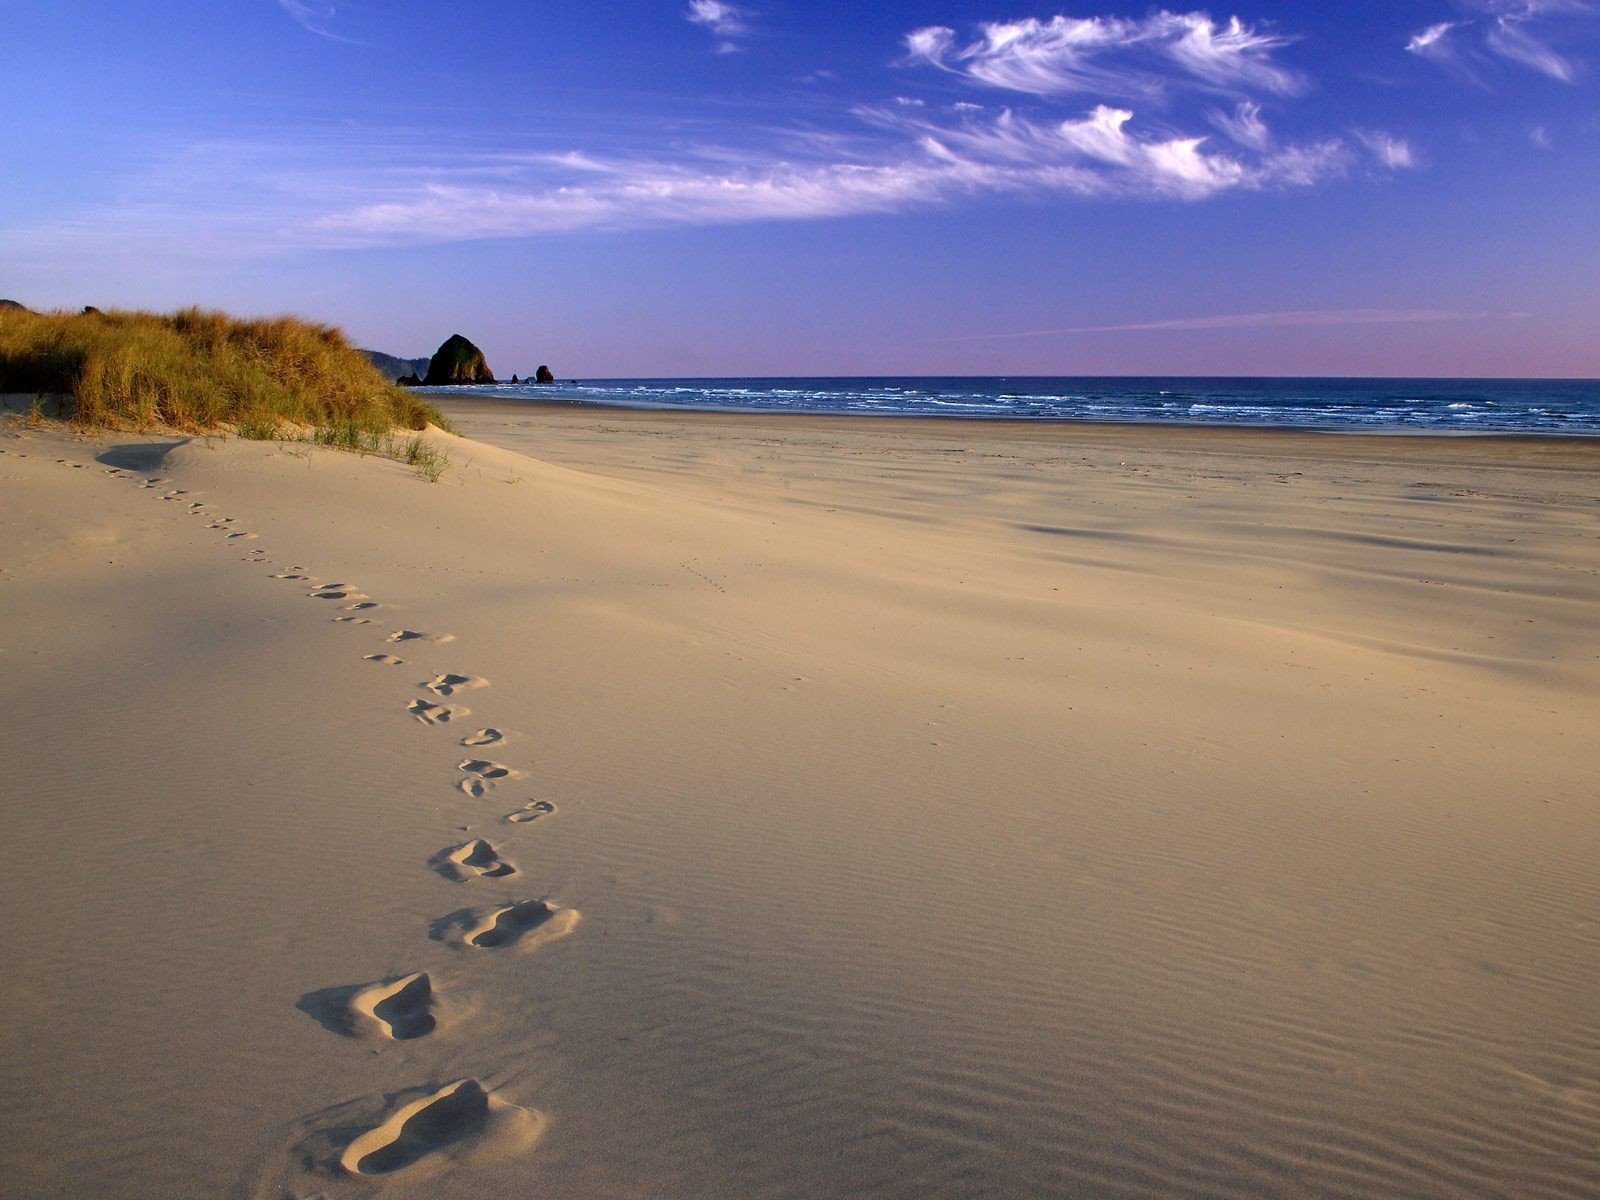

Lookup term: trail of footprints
[101,454,572,1183]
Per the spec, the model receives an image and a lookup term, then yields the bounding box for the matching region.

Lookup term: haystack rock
[423,334,494,385]
[535,364,555,384]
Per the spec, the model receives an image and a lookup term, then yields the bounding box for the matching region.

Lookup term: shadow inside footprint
[423,673,488,697]
[433,838,518,882]
[298,972,437,1041]
[458,759,523,781]
[338,1079,543,1177]
[444,899,580,951]
[408,699,467,726]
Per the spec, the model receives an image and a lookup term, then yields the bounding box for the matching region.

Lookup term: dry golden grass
[0,305,447,434]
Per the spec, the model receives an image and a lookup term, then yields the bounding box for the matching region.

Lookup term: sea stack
[423,334,494,385]
[535,364,555,384]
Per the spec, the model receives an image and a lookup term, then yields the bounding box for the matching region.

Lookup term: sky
[2,1,1598,377]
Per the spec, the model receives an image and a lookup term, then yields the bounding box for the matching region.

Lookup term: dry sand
[1,400,1598,1199]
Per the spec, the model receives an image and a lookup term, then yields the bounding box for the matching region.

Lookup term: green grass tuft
[0,304,448,435]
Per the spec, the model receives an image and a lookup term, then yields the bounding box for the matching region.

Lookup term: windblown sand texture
[1,400,1598,1198]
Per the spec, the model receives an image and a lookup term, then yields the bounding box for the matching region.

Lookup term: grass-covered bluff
[0,305,448,436]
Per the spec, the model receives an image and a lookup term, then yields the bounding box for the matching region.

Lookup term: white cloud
[1209,100,1270,149]
[304,103,1354,245]
[276,0,353,42]
[1408,2,1592,82]
[904,12,1302,100]
[1486,9,1575,79]
[687,0,751,54]
[1357,131,1417,169]
[959,308,1523,340]
[1406,21,1459,55]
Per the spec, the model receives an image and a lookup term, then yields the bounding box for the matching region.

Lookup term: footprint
[334,616,373,624]
[458,778,495,799]
[460,728,505,748]
[389,630,455,644]
[343,601,380,610]
[270,572,309,580]
[207,518,234,529]
[459,759,524,781]
[338,1079,543,1177]
[347,972,437,1040]
[461,900,580,950]
[435,839,518,882]
[409,699,467,726]
[226,531,258,540]
[505,800,556,824]
[310,588,366,600]
[423,673,487,697]
[365,653,405,666]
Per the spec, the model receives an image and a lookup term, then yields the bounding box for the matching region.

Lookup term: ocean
[420,376,1600,435]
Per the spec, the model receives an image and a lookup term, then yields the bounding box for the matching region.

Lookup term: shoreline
[429,391,1600,468]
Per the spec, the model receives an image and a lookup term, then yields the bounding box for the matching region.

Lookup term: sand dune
[1,406,1598,1198]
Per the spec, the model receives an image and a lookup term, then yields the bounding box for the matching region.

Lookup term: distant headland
[361,334,555,388]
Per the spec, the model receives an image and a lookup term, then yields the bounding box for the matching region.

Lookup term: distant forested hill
[360,349,432,382]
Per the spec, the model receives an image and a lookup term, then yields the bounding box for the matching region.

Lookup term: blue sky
[3,1,1597,376]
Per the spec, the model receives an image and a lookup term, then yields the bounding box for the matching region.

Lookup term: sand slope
[1,408,1598,1198]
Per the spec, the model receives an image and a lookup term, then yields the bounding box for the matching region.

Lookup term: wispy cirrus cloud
[904,12,1304,100]
[1,8,1417,262]
[686,0,752,54]
[957,308,1527,340]
[1208,100,1271,149]
[1407,1,1593,82]
[1356,130,1416,169]
[276,0,355,43]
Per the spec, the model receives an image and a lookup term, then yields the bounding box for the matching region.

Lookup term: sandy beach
[3,401,1599,1199]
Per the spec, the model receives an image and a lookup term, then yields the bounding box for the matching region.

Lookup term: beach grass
[0,305,449,436]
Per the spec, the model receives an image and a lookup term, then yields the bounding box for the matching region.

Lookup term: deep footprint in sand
[334,616,374,624]
[344,601,380,611]
[459,759,524,781]
[435,838,518,881]
[423,673,487,697]
[311,587,367,601]
[505,800,557,824]
[461,900,579,950]
[409,699,468,726]
[349,972,438,1040]
[457,759,525,798]
[338,1079,543,1177]
[365,653,405,666]
[227,531,258,540]
[389,629,455,644]
[460,728,505,748]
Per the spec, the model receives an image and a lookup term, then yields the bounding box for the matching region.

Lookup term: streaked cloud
[904,12,1303,100]
[1407,2,1593,82]
[1356,130,1416,169]
[958,308,1527,340]
[276,0,353,43]
[687,0,751,54]
[1209,100,1271,149]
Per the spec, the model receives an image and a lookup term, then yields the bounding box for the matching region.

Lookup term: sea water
[423,376,1600,434]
